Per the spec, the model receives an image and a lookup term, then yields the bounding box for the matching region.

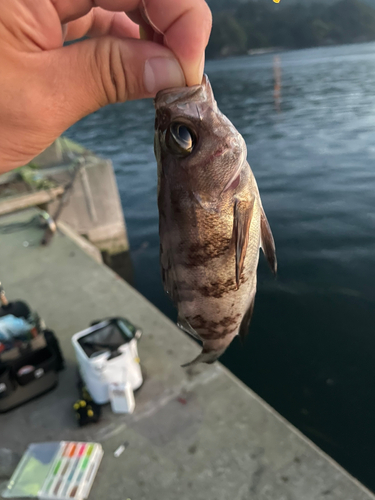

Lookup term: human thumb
[44,36,186,131]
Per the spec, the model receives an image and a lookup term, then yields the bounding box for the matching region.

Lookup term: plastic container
[109,382,135,414]
[72,319,142,404]
[2,441,103,500]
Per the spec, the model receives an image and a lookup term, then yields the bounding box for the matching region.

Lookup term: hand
[0,0,212,172]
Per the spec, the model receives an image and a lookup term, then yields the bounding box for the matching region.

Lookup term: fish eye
[166,123,196,155]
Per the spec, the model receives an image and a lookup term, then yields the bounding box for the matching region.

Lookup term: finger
[53,0,140,24]
[52,0,212,85]
[65,8,139,41]
[133,0,211,85]
[42,36,185,132]
[145,0,211,85]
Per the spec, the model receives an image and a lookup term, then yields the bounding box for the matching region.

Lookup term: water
[67,42,375,490]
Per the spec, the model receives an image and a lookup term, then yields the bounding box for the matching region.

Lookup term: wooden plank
[0,186,65,216]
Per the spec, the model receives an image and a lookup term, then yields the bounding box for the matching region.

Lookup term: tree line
[206,0,375,58]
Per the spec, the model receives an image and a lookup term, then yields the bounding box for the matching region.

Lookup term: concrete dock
[0,209,373,500]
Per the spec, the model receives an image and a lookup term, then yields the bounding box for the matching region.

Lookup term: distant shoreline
[206,39,375,61]
[206,0,375,60]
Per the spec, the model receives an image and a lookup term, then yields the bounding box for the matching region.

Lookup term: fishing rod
[41,144,85,246]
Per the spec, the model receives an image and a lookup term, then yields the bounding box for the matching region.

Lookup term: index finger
[53,0,212,85]
[137,0,212,85]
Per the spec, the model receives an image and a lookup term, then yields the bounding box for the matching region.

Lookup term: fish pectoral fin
[177,314,201,340]
[160,243,179,304]
[238,294,256,343]
[233,197,255,289]
[260,207,277,275]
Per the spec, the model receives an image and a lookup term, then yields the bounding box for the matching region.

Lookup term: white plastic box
[72,319,143,405]
[109,382,135,414]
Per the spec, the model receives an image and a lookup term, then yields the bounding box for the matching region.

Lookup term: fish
[154,75,276,366]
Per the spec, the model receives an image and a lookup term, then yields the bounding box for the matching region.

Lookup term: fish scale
[154,75,276,366]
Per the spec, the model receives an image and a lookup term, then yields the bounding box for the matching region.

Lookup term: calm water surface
[67,42,375,490]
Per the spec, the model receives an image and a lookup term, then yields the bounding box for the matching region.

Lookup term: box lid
[2,443,60,498]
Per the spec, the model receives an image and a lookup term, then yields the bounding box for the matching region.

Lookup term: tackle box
[0,330,63,413]
[2,441,103,500]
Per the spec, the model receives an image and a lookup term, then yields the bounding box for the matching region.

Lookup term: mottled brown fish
[154,75,276,366]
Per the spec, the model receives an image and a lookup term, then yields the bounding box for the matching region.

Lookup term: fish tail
[181,350,220,368]
[181,340,228,367]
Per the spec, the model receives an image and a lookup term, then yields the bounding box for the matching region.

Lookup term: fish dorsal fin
[177,314,201,340]
[238,294,256,343]
[260,207,277,275]
[233,198,255,289]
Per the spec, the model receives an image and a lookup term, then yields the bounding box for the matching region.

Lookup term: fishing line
[141,0,165,36]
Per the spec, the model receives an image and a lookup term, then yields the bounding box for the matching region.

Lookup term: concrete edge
[54,230,375,497]
[58,221,103,264]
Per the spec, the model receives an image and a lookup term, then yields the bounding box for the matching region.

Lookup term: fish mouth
[210,146,229,160]
[154,74,215,110]
[155,85,201,108]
